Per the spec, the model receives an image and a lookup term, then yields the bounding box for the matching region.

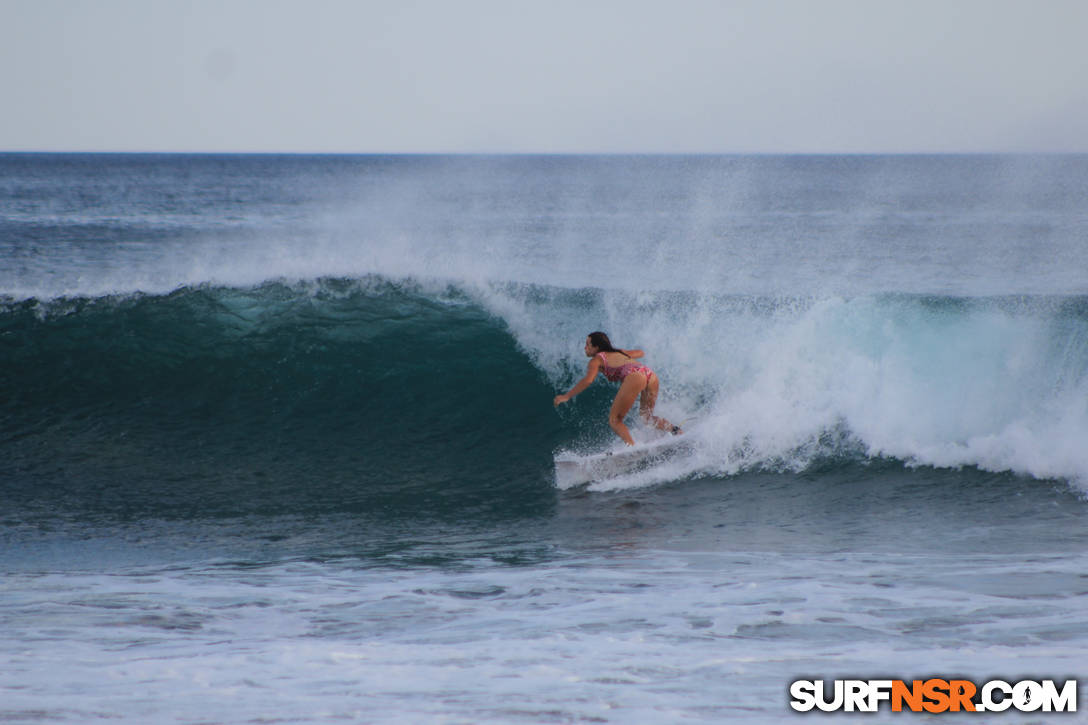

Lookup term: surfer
[553,331,682,446]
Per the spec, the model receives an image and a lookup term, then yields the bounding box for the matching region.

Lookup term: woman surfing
[553,331,682,446]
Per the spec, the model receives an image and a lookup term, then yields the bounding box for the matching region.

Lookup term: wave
[0,278,564,519]
[3,276,1087,517]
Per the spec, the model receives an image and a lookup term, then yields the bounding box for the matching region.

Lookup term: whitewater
[2,154,1087,723]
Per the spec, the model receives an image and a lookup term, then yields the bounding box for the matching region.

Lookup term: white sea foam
[497,287,1088,492]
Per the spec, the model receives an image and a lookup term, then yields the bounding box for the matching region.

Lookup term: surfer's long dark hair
[588,331,630,357]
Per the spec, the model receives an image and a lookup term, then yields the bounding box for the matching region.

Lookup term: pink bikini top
[596,352,655,383]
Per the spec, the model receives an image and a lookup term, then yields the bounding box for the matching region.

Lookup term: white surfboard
[554,432,693,488]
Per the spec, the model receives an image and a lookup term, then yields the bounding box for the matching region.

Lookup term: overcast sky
[2,0,1087,153]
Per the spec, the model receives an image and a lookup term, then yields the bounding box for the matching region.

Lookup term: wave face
[1,280,563,519]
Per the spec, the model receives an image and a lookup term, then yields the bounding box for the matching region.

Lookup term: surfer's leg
[639,376,681,434]
[608,376,643,446]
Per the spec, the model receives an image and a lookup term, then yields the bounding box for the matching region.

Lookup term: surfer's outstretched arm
[553,357,601,406]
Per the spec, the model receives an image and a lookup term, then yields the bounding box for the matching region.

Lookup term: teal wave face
[1,280,565,521]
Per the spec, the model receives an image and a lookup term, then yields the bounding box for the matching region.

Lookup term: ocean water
[2,153,1087,723]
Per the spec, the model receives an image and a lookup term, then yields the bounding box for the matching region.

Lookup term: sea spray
[468,284,1088,490]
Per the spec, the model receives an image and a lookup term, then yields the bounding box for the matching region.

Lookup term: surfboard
[554,432,693,488]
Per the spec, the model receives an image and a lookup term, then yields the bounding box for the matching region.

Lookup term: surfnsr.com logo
[789,679,1077,713]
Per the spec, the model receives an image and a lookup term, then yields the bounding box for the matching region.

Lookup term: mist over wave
[5,154,1088,301]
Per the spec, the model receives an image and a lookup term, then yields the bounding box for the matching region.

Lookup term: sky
[2,0,1087,154]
